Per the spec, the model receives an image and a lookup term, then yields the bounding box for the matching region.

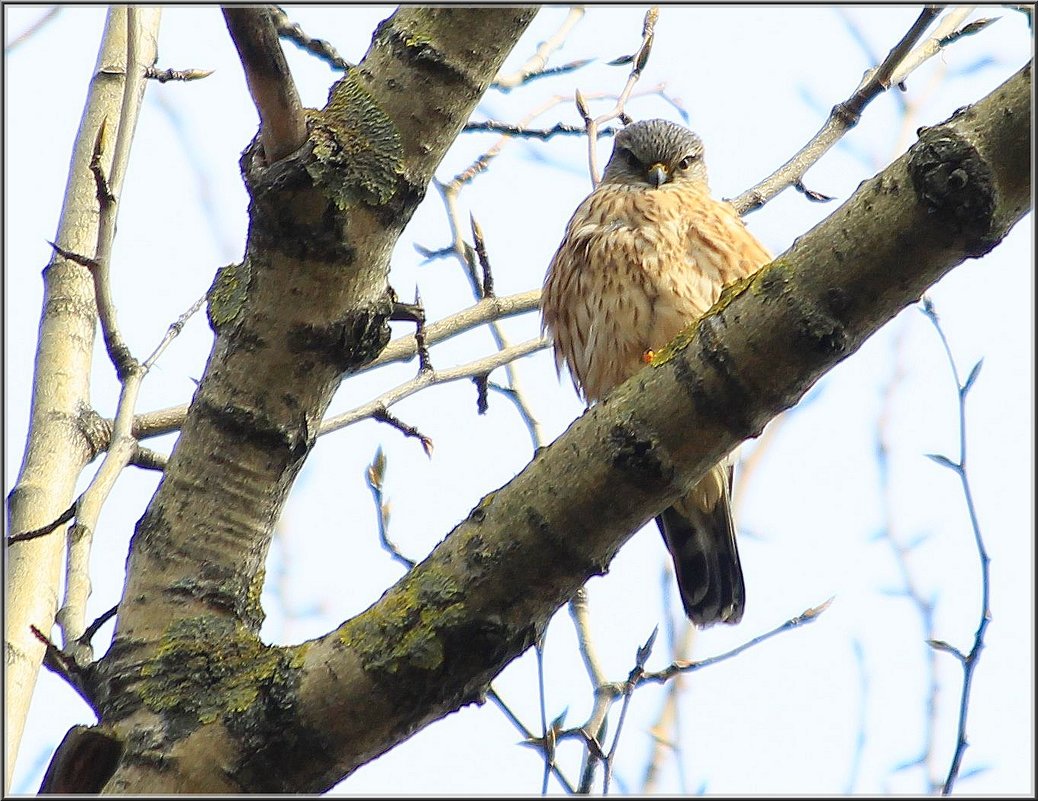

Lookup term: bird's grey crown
[603,118,707,185]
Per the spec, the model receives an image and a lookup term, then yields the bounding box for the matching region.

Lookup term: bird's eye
[678,154,698,170]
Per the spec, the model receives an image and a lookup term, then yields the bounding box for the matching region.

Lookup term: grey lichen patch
[138,617,308,730]
[207,261,252,335]
[308,73,404,210]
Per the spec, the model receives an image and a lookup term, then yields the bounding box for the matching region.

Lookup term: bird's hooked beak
[647,162,669,188]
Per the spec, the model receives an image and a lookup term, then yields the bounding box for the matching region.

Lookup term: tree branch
[5,8,161,785]
[223,6,307,163]
[95,7,541,793]
[290,62,1030,791]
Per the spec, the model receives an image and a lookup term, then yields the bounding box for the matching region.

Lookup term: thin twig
[79,605,119,647]
[729,6,994,215]
[640,570,694,793]
[7,503,77,545]
[577,7,660,186]
[371,406,434,457]
[364,447,415,570]
[145,65,214,83]
[463,120,617,139]
[119,289,545,445]
[319,338,548,437]
[469,214,494,299]
[269,4,354,71]
[369,290,542,372]
[918,297,992,796]
[876,320,944,791]
[30,625,98,714]
[427,180,547,451]
[493,7,586,91]
[639,599,834,685]
[489,688,576,793]
[56,8,157,664]
[602,627,657,795]
[534,639,552,795]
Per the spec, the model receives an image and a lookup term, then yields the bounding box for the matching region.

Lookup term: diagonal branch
[292,62,1030,791]
[223,6,307,163]
[731,7,993,215]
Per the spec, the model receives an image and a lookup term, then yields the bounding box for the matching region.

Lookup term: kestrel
[541,119,772,626]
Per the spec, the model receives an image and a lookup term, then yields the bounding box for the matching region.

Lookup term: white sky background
[3,5,1033,795]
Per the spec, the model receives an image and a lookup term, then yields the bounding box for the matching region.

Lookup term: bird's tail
[656,463,745,627]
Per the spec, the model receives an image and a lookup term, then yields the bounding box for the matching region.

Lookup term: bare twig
[602,627,658,795]
[130,444,168,472]
[145,65,214,83]
[372,406,434,457]
[88,116,133,377]
[876,320,944,791]
[426,179,547,451]
[30,625,98,714]
[374,290,542,371]
[918,297,991,796]
[472,374,490,415]
[364,447,415,570]
[493,7,586,90]
[319,338,548,437]
[269,4,354,71]
[223,6,306,163]
[534,639,553,794]
[390,292,432,373]
[491,688,576,793]
[463,119,616,139]
[55,8,161,664]
[143,292,207,371]
[6,503,77,545]
[888,8,982,87]
[640,571,694,793]
[567,588,616,792]
[79,605,119,648]
[845,638,869,793]
[640,599,834,684]
[113,289,544,446]
[730,6,994,215]
[469,214,494,299]
[577,7,661,186]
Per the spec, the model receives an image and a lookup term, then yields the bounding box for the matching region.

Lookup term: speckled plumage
[541,119,771,626]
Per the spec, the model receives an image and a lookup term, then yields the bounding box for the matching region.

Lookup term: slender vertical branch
[918,298,992,796]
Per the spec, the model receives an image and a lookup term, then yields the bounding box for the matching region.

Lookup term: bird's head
[601,118,708,189]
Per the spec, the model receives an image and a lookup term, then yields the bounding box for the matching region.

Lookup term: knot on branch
[908,129,997,257]
[239,134,357,263]
[609,419,672,492]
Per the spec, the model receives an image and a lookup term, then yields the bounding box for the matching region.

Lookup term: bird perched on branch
[541,118,772,626]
